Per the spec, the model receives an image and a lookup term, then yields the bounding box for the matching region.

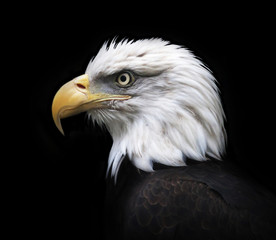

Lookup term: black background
[23,7,275,239]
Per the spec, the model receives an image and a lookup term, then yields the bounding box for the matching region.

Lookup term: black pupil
[120,75,127,82]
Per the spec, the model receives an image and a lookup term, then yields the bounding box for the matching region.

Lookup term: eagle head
[52,38,226,179]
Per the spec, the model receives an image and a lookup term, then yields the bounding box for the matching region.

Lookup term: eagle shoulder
[119,161,276,240]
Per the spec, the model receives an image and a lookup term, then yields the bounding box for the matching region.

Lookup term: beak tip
[54,118,65,135]
[52,109,65,135]
[56,122,65,135]
[58,127,65,136]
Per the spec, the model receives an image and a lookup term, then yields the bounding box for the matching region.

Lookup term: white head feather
[85,38,226,179]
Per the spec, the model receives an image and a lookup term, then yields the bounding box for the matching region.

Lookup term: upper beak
[52,74,131,135]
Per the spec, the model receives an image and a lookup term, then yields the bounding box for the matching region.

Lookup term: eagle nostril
[76,83,86,89]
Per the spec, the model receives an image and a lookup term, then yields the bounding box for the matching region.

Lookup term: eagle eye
[116,72,134,87]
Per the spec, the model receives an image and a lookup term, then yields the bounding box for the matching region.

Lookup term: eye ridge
[116,71,135,87]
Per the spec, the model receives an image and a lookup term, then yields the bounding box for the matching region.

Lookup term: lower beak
[52,74,131,135]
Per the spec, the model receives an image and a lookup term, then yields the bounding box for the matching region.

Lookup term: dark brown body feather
[104,160,276,240]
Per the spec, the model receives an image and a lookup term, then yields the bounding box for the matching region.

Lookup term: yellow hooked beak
[52,74,131,135]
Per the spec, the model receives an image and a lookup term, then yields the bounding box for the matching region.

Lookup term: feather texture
[104,160,276,240]
[85,38,226,179]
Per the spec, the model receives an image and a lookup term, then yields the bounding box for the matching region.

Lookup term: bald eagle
[52,39,276,240]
